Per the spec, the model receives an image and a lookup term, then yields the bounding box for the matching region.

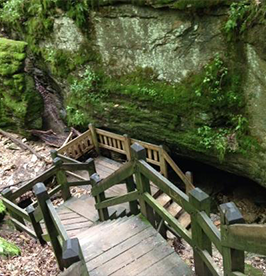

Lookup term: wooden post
[125,176,139,215]
[85,158,96,176]
[89,124,100,155]
[90,173,109,221]
[123,134,131,161]
[189,188,212,276]
[219,202,245,276]
[26,205,46,245]
[185,171,193,195]
[131,143,155,227]
[1,188,25,230]
[54,157,71,201]
[159,145,168,178]
[33,182,64,270]
[62,238,89,275]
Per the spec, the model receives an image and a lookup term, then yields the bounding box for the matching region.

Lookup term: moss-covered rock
[0,200,6,222]
[0,38,43,133]
[0,237,21,257]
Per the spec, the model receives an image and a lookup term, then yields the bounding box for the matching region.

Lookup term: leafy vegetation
[224,0,266,38]
[65,54,256,161]
[0,200,6,222]
[0,237,21,257]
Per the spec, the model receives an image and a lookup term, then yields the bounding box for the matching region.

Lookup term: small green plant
[66,66,102,127]
[0,200,6,222]
[0,237,21,257]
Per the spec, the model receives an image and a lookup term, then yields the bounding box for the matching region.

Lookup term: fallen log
[0,130,44,162]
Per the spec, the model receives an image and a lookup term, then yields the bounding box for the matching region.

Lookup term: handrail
[137,160,193,213]
[57,125,194,193]
[11,165,59,200]
[47,199,69,244]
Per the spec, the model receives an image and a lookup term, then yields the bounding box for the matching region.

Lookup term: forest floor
[0,132,266,276]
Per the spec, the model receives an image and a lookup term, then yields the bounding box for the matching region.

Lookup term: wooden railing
[33,182,88,274]
[89,143,266,276]
[0,153,94,246]
[57,124,195,193]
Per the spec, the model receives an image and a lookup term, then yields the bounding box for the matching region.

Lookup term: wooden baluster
[103,135,108,145]
[131,143,155,227]
[219,202,245,276]
[26,205,46,245]
[112,138,117,149]
[189,188,212,276]
[54,157,71,201]
[159,145,168,178]
[185,171,194,195]
[147,149,152,160]
[89,124,100,155]
[33,183,64,270]
[90,173,109,221]
[99,134,104,144]
[1,188,25,230]
[123,134,131,161]
[153,150,159,162]
[108,137,112,147]
[86,158,96,177]
[125,176,139,215]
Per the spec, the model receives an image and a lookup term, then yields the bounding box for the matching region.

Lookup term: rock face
[91,5,227,82]
[0,38,43,133]
[1,2,266,188]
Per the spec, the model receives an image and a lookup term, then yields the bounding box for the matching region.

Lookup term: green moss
[0,237,21,257]
[0,38,43,133]
[66,53,256,161]
[245,263,263,276]
[0,200,6,222]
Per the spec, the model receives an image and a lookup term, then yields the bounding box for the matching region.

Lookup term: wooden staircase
[76,215,193,276]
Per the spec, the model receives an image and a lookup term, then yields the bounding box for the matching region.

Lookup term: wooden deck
[55,156,193,276]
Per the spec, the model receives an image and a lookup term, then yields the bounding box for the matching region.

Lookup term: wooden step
[76,215,193,276]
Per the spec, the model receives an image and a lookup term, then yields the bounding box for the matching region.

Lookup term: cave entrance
[169,154,266,223]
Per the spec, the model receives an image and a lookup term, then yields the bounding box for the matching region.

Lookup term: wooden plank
[1,197,30,222]
[10,218,37,238]
[61,216,88,225]
[58,129,91,155]
[178,212,191,229]
[91,161,134,196]
[81,217,150,261]
[163,150,194,191]
[146,158,160,166]
[88,233,165,276]
[96,128,124,141]
[167,202,182,217]
[138,160,194,213]
[98,143,126,155]
[62,163,92,171]
[47,200,69,243]
[95,191,139,210]
[156,193,171,207]
[143,193,193,246]
[64,221,93,231]
[11,165,58,200]
[111,243,173,276]
[197,211,222,253]
[195,248,222,276]
[86,227,156,271]
[89,124,100,154]
[138,251,190,276]
[95,156,121,171]
[222,224,266,255]
[131,138,161,151]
